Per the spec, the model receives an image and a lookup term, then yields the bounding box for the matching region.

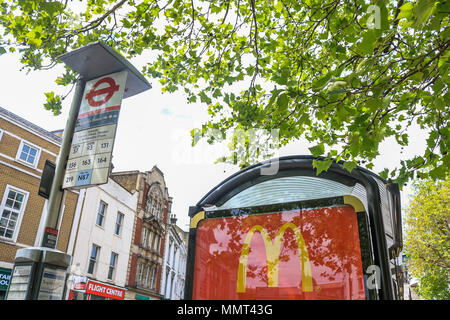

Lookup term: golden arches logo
[237,222,313,293]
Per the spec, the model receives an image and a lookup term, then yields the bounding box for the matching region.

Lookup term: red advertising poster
[193,205,365,300]
[86,280,125,300]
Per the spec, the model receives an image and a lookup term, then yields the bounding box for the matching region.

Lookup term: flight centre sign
[63,70,127,189]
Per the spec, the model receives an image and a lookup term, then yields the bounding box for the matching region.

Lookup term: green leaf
[273,67,290,86]
[43,92,62,115]
[309,144,325,157]
[199,91,211,104]
[379,168,389,179]
[354,30,377,55]
[343,160,357,173]
[277,93,289,110]
[312,73,332,91]
[414,0,436,28]
[275,1,283,13]
[365,98,382,112]
[326,81,347,95]
[397,2,414,20]
[428,165,446,181]
[410,72,424,82]
[312,158,333,175]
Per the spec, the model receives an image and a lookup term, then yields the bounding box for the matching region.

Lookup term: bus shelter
[184,155,403,300]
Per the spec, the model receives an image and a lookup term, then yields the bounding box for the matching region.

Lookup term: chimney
[170,214,177,225]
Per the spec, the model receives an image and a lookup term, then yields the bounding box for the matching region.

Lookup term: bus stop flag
[62,70,128,189]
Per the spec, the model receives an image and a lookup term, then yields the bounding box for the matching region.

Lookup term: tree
[0,0,448,184]
[404,176,450,300]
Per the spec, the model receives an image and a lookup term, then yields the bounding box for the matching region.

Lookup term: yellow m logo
[237,222,313,293]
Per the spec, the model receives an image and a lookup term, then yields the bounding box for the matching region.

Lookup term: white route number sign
[62,70,128,189]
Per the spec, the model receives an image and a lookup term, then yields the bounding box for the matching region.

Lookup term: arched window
[146,184,164,217]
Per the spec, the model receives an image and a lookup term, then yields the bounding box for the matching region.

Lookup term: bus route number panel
[192,205,366,300]
[62,125,116,189]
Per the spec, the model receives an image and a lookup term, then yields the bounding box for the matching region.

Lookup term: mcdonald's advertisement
[193,205,365,300]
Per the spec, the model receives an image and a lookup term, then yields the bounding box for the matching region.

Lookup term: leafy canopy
[404,177,450,300]
[0,0,448,185]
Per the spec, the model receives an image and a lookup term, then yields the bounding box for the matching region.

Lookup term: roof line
[0,106,62,145]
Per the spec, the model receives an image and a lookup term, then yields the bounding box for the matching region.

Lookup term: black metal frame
[184,155,401,300]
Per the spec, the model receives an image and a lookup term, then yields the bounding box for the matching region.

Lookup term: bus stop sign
[62,70,127,189]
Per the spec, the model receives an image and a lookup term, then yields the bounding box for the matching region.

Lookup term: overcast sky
[0,50,426,231]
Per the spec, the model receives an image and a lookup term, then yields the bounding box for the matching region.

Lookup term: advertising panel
[0,268,12,291]
[193,205,365,300]
[72,276,87,292]
[6,265,32,300]
[37,266,66,300]
[0,268,12,299]
[63,70,128,189]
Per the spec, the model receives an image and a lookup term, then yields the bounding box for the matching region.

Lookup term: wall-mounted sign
[63,70,128,189]
[0,268,12,291]
[86,280,125,300]
[38,160,55,199]
[72,276,87,292]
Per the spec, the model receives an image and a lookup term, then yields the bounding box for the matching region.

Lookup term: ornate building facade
[111,166,172,300]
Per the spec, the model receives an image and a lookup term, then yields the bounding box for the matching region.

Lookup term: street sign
[62,70,128,189]
[38,160,55,199]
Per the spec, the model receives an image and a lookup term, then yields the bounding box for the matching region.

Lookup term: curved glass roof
[206,176,368,212]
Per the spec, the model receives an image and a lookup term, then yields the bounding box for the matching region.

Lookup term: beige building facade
[65,178,138,300]
[0,106,80,299]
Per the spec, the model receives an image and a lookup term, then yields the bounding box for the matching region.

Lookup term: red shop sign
[86,280,125,300]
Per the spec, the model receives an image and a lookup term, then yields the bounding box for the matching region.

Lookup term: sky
[0,50,427,232]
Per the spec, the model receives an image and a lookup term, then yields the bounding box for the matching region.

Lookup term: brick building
[0,106,80,299]
[111,166,173,300]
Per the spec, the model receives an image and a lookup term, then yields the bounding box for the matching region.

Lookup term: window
[144,265,150,287]
[108,252,118,280]
[150,266,157,289]
[137,263,144,285]
[151,201,157,216]
[151,233,156,251]
[164,268,170,297]
[0,185,28,241]
[156,203,161,219]
[153,234,160,252]
[115,212,124,236]
[87,244,100,274]
[96,201,107,227]
[16,140,40,167]
[149,231,154,250]
[142,227,149,247]
[173,246,177,267]
[145,196,152,213]
[168,240,173,263]
[169,274,175,299]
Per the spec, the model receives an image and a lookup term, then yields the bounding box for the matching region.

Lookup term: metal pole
[41,78,86,248]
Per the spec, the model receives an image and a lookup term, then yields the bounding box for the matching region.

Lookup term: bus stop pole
[40,77,85,249]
